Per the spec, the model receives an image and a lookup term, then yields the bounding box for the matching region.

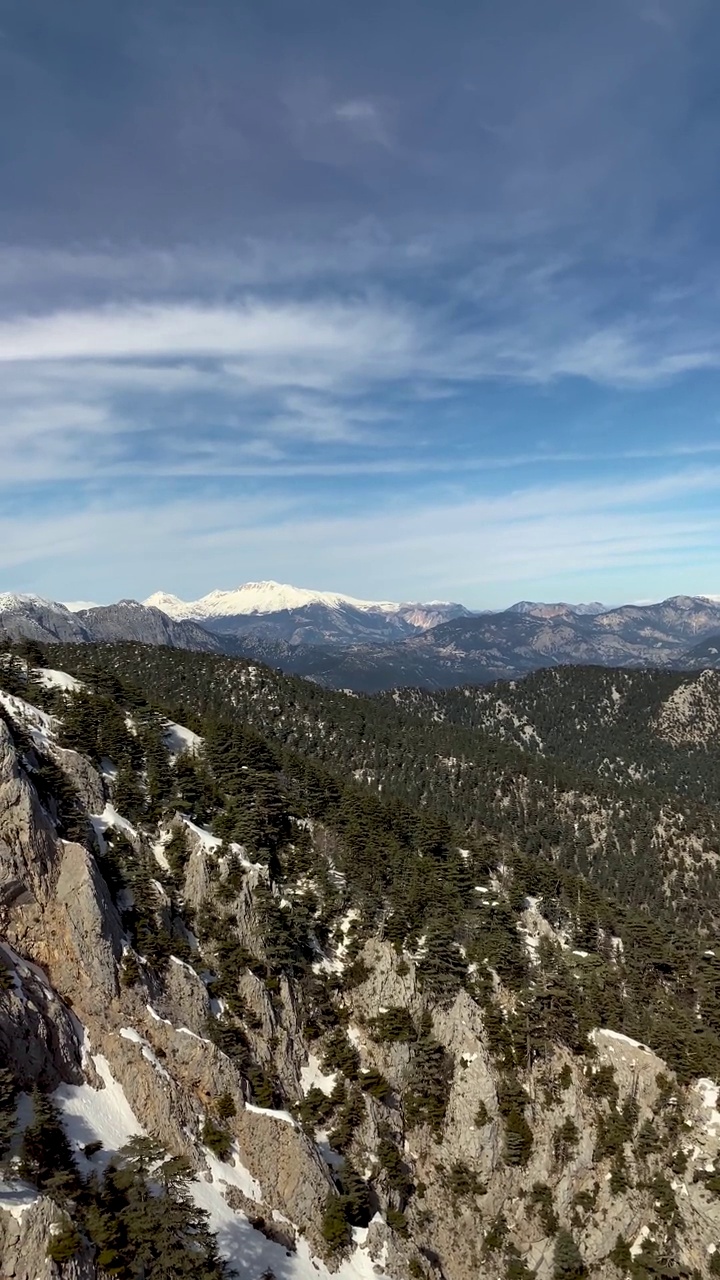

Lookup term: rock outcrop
[0,716,341,1278]
[0,1192,96,1280]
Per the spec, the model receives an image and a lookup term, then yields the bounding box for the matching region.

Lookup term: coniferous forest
[3,638,720,1279]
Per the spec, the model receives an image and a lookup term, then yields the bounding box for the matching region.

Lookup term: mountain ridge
[145,580,410,618]
[5,586,720,691]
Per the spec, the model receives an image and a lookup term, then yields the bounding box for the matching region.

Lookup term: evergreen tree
[113,763,146,825]
[321,1193,351,1251]
[552,1231,588,1280]
[19,1089,78,1199]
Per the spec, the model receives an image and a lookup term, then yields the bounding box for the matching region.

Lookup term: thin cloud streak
[3,466,720,603]
[2,280,720,391]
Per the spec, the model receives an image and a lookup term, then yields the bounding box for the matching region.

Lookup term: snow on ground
[630,1225,652,1258]
[245,1103,296,1127]
[164,721,203,757]
[300,1054,337,1098]
[178,1026,212,1043]
[0,1178,41,1222]
[312,957,339,976]
[146,1004,173,1026]
[151,833,171,872]
[0,592,53,611]
[346,1026,365,1051]
[313,910,360,975]
[146,581,400,620]
[181,817,222,849]
[22,950,383,1280]
[119,1027,171,1081]
[516,900,555,967]
[90,803,137,853]
[100,757,118,781]
[51,1031,387,1280]
[591,1029,651,1053]
[693,1079,720,1136]
[203,1142,262,1203]
[315,1131,344,1170]
[145,1001,211,1044]
[53,1054,146,1173]
[0,690,56,752]
[35,668,83,693]
[336,910,358,951]
[411,934,428,960]
[0,939,57,1005]
[179,819,264,875]
[193,1167,387,1280]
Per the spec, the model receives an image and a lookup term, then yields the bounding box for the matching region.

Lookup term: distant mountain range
[3,581,720,690]
[506,599,607,617]
[142,581,470,645]
[0,594,227,653]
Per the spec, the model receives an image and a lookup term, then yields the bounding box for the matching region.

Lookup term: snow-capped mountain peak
[142,591,189,619]
[145,581,404,620]
[0,591,64,613]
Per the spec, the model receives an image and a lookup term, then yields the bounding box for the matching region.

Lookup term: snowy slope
[144,581,405,620]
[35,668,84,692]
[0,689,57,752]
[0,592,57,611]
[52,1038,388,1280]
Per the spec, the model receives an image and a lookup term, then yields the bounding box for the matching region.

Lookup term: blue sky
[3,0,720,607]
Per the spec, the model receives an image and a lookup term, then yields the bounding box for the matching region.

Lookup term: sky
[3,0,720,607]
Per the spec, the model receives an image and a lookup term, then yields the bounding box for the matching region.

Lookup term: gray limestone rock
[0,1194,96,1280]
[0,720,57,909]
[52,746,106,815]
[54,842,123,1003]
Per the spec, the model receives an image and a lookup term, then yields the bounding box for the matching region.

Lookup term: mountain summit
[143,581,470,646]
[143,580,458,619]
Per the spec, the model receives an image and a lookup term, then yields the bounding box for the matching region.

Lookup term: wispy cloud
[333,99,391,146]
[0,299,414,369]
[3,465,720,605]
[3,0,720,601]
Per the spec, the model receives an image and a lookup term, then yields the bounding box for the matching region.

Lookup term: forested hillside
[4,639,720,1278]
[45,643,720,935]
[395,667,720,808]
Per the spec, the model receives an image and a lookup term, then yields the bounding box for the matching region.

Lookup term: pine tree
[503,1108,533,1167]
[113,763,146,825]
[553,1230,588,1280]
[19,1089,78,1198]
[47,1220,81,1263]
[321,1192,351,1251]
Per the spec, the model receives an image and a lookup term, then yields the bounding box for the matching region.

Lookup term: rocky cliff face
[0,691,391,1280]
[339,942,720,1280]
[1,665,720,1280]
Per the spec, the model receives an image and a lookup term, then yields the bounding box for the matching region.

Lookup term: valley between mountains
[2,635,720,1278]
